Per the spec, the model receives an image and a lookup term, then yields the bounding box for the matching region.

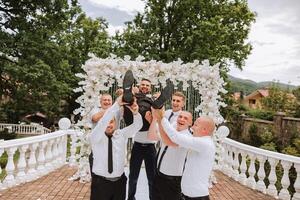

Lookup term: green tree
[292,87,300,117]
[0,0,111,124]
[112,0,255,70]
[261,86,297,114]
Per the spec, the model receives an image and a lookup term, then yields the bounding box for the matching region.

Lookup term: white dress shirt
[157,125,190,176]
[164,109,180,124]
[157,109,189,176]
[161,118,215,197]
[90,102,142,178]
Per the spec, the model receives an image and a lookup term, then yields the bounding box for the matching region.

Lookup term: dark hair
[141,78,151,83]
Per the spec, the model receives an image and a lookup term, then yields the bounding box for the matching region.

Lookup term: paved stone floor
[0,165,275,200]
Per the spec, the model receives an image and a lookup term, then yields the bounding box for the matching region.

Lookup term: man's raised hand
[151,107,165,121]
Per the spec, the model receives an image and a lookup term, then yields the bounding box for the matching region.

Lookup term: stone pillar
[273,112,286,145]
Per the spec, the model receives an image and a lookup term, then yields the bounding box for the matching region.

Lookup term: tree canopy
[113,0,255,69]
[0,0,111,124]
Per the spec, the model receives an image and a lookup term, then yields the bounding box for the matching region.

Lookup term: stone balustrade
[0,125,81,190]
[0,123,51,135]
[219,138,300,200]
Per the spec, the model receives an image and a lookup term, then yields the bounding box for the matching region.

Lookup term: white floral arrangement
[71,54,228,183]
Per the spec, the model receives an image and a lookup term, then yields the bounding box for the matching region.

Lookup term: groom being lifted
[121,70,173,200]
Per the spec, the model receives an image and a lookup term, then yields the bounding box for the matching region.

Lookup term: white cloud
[88,0,144,13]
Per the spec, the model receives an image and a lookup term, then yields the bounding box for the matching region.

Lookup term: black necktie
[107,136,113,173]
[168,112,174,122]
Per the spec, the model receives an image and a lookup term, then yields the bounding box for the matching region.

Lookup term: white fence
[0,123,51,135]
[0,126,80,190]
[219,138,300,200]
[1,121,300,200]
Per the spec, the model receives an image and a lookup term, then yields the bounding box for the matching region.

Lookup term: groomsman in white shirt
[89,96,142,200]
[153,109,215,200]
[148,92,192,200]
[89,93,122,176]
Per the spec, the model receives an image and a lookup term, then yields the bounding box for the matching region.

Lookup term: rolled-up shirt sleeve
[161,118,210,152]
[90,102,120,143]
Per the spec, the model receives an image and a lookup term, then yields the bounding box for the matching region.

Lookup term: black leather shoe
[152,80,174,109]
[122,70,135,105]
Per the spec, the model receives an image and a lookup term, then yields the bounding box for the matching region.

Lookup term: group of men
[89,70,216,200]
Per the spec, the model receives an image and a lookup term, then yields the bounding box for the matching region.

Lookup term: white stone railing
[0,123,51,135]
[0,119,81,190]
[218,138,300,200]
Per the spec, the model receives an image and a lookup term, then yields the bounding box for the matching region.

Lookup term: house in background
[242,89,269,109]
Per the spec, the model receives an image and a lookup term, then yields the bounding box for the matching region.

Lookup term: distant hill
[228,75,298,95]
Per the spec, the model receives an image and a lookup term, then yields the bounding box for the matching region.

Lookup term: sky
[78,0,300,86]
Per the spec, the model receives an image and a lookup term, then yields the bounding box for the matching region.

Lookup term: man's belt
[135,142,155,147]
[95,173,124,182]
[157,171,181,181]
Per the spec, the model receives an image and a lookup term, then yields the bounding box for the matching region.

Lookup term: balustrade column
[246,153,256,190]
[69,134,77,166]
[278,161,292,200]
[228,146,234,178]
[256,155,266,193]
[62,135,68,164]
[232,148,240,181]
[51,138,60,169]
[56,137,64,165]
[266,158,279,198]
[27,143,39,182]
[45,140,54,172]
[2,147,17,188]
[293,163,300,200]
[238,151,248,185]
[15,145,29,185]
[221,144,229,175]
[37,141,47,176]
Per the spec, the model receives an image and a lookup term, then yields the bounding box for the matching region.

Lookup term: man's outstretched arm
[161,118,209,152]
[90,102,120,143]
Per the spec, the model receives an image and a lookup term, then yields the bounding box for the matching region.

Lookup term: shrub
[282,146,300,157]
[246,109,274,121]
[260,129,274,143]
[248,124,261,147]
[260,142,277,152]
[0,129,17,140]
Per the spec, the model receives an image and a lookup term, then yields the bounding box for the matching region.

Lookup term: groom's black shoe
[152,80,174,109]
[122,70,135,105]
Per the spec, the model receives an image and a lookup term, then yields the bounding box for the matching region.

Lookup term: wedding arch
[70,53,228,182]
[74,54,227,126]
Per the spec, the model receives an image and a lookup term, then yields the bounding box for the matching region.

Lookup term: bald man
[148,109,192,200]
[153,109,215,200]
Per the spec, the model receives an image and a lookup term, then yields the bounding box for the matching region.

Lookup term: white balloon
[58,118,71,130]
[217,126,230,138]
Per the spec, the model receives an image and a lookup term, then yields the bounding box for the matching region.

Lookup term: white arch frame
[73,54,227,127]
